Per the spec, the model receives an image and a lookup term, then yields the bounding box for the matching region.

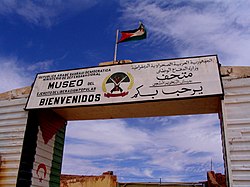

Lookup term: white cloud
[27,59,54,71]
[63,114,224,181]
[145,114,223,174]
[119,0,250,66]
[154,115,221,156]
[62,156,105,175]
[65,119,150,156]
[0,55,55,93]
[0,0,99,27]
[0,56,32,92]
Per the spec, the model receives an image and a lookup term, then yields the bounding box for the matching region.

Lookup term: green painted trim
[49,125,66,187]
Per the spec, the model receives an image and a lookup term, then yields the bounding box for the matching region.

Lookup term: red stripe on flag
[118,32,134,43]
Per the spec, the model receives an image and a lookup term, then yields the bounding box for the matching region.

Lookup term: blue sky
[0,0,250,183]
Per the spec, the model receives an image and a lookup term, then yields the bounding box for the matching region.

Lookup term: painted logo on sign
[102,72,134,98]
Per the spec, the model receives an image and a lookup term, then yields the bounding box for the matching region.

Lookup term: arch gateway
[0,55,250,187]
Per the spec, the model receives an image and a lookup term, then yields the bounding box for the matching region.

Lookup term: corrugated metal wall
[16,109,66,187]
[30,110,66,187]
[0,90,66,187]
[0,98,28,187]
[222,77,250,187]
[50,126,66,186]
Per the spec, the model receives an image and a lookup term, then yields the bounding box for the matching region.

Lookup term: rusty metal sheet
[222,77,250,187]
[0,98,28,187]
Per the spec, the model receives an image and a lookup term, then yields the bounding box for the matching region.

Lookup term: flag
[118,23,147,43]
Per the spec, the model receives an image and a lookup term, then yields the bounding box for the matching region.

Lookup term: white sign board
[26,56,223,109]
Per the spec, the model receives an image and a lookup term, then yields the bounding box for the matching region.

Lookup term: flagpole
[113,29,119,63]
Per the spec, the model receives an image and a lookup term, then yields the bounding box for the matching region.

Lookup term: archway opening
[62,114,224,183]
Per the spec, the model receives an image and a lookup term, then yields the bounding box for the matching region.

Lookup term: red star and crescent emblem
[36,163,47,182]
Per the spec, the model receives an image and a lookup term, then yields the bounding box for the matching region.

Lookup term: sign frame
[25,55,224,110]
